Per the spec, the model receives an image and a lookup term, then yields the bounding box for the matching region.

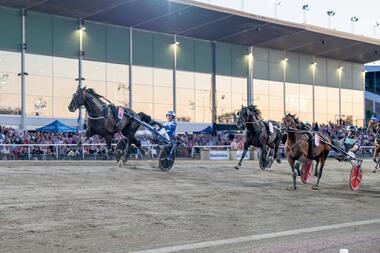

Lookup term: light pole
[350,16,359,34]
[373,21,380,37]
[326,10,335,29]
[302,4,309,24]
[338,66,343,124]
[273,0,281,19]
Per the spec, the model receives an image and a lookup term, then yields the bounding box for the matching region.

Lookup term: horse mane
[86,88,101,98]
[247,105,262,118]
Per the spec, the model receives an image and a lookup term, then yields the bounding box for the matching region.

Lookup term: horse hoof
[286,186,296,191]
[234,166,240,170]
[118,160,123,167]
[372,168,377,173]
[312,185,319,190]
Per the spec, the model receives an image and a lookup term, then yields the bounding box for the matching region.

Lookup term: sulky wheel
[259,148,274,170]
[350,164,363,191]
[301,159,314,184]
[115,138,129,167]
[158,145,175,171]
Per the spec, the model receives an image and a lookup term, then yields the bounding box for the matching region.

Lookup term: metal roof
[1,0,380,63]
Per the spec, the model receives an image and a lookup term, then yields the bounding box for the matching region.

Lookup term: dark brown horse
[282,114,331,190]
[235,105,283,170]
[68,86,154,160]
[367,119,380,173]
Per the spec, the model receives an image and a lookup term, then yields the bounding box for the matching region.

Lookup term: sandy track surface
[0,159,379,253]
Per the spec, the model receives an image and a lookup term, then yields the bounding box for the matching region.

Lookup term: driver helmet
[304,121,311,129]
[166,111,176,120]
[371,115,378,121]
[346,125,357,135]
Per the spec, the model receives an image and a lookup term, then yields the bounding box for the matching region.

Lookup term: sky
[194,0,380,39]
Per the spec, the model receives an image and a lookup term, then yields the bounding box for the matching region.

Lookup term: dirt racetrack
[0,159,379,253]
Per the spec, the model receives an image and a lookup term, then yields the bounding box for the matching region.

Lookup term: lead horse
[234,105,283,170]
[68,86,155,160]
[282,114,331,190]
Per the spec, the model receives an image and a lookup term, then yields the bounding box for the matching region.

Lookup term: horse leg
[130,135,146,157]
[373,147,378,163]
[287,157,297,191]
[312,152,327,190]
[373,150,379,173]
[274,137,282,163]
[76,129,91,148]
[234,143,248,170]
[105,135,113,160]
[314,160,319,177]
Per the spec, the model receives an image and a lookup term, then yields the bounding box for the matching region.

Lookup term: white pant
[135,129,170,142]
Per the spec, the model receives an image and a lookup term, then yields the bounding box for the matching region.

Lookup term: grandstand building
[1,0,379,131]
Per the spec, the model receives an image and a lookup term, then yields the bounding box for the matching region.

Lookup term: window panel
[106,63,128,83]
[132,66,153,86]
[106,82,128,107]
[134,84,153,103]
[26,54,52,76]
[26,95,52,117]
[83,60,106,81]
[154,68,172,87]
[154,86,172,104]
[134,102,153,117]
[177,71,194,89]
[53,56,77,79]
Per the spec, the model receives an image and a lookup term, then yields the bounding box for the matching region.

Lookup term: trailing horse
[234,105,283,170]
[367,119,380,173]
[282,114,331,190]
[68,86,157,160]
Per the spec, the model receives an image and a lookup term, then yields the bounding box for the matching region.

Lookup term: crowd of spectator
[0,122,375,160]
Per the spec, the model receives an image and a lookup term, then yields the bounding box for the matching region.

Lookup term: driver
[134,111,177,142]
[334,125,360,161]
[162,111,177,140]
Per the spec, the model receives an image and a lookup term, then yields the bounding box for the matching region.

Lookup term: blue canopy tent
[36,120,77,133]
[193,126,213,134]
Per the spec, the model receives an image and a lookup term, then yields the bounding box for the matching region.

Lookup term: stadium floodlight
[312,62,318,66]
[326,10,335,16]
[350,16,359,22]
[302,4,309,11]
[282,57,288,62]
[175,41,180,45]
[338,66,343,70]
[274,0,281,5]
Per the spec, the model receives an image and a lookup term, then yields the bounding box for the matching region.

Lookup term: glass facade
[0,50,21,115]
[0,6,366,127]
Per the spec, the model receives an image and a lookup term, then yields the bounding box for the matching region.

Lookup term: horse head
[367,119,379,135]
[282,113,298,130]
[68,86,87,112]
[236,105,261,129]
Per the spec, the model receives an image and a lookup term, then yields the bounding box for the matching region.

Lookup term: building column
[20,9,27,130]
[282,52,287,115]
[129,27,133,109]
[211,41,217,123]
[247,46,254,105]
[172,34,177,113]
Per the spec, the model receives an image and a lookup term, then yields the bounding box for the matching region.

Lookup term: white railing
[0,143,376,161]
[0,143,158,160]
